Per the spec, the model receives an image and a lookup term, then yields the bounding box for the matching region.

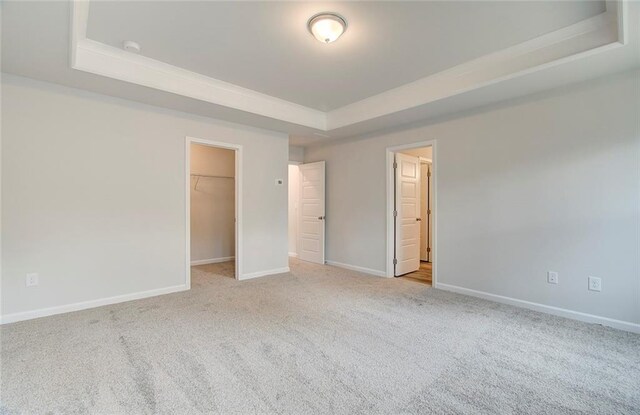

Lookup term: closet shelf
[191,173,234,191]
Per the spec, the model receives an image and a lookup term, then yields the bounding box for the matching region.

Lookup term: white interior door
[427,162,433,262]
[298,161,325,264]
[420,162,429,261]
[395,153,421,276]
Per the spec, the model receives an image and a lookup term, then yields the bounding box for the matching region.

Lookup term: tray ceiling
[2,1,637,145]
[86,1,606,111]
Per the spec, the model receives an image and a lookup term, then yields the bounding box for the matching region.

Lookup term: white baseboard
[239,267,290,281]
[0,284,189,325]
[288,252,298,258]
[191,256,235,266]
[435,282,640,334]
[326,260,388,278]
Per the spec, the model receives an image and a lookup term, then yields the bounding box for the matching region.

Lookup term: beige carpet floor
[1,259,639,414]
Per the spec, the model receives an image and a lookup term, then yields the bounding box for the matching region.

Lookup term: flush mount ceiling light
[307,13,347,44]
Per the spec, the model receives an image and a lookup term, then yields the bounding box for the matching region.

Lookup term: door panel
[298,161,325,264]
[420,162,428,261]
[419,162,433,262]
[395,153,421,276]
[427,162,433,262]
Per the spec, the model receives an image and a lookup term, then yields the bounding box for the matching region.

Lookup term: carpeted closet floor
[2,259,639,414]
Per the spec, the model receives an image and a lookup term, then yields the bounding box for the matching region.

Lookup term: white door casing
[395,153,421,276]
[298,161,325,264]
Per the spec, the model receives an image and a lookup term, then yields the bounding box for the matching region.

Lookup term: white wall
[289,145,305,163]
[288,164,300,257]
[1,75,289,321]
[190,144,235,263]
[305,70,640,328]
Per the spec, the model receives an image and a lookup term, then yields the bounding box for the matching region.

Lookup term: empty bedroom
[1,1,639,414]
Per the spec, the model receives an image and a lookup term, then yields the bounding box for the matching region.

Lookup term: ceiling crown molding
[70,1,627,134]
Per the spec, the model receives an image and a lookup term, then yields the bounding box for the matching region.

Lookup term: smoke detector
[123,40,141,53]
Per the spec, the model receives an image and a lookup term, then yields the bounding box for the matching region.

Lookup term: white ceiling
[2,1,638,146]
[86,1,605,111]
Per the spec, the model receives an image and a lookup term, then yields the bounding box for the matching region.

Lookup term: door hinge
[427,247,431,253]
[393,210,398,217]
[393,258,398,265]
[427,170,432,178]
[427,210,431,215]
[393,161,398,169]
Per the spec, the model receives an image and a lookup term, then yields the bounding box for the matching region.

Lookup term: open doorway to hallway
[288,162,300,259]
[388,144,434,285]
[188,140,239,282]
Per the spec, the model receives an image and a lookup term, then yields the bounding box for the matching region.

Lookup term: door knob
[416,218,422,221]
[318,216,325,220]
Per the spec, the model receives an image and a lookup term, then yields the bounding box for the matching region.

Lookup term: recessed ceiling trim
[70,2,326,131]
[327,4,624,130]
[72,38,327,130]
[69,0,90,69]
[70,1,626,134]
[612,0,628,43]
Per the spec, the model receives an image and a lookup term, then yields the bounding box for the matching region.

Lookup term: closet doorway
[186,137,242,283]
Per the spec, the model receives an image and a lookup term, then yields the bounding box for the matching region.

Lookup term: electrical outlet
[547,271,558,284]
[588,276,602,292]
[26,273,39,287]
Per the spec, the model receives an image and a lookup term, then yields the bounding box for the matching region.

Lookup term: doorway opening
[386,141,436,285]
[288,162,301,259]
[186,137,242,285]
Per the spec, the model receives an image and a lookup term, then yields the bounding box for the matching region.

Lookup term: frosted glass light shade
[308,13,347,44]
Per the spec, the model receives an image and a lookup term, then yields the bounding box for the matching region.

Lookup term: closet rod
[190,173,234,179]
